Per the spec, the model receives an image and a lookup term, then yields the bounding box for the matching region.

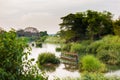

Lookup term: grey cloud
[0,0,120,33]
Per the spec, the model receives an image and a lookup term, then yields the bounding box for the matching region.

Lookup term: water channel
[28,43,80,80]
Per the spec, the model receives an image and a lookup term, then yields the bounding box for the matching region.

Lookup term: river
[28,42,120,80]
[28,43,80,80]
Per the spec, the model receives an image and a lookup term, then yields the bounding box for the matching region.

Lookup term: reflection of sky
[28,43,80,80]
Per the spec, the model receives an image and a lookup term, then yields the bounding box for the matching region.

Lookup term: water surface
[28,43,80,80]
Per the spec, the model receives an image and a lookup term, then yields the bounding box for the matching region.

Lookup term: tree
[0,29,47,80]
[39,31,48,37]
[86,10,113,40]
[0,29,28,79]
[59,10,114,42]
[113,18,120,36]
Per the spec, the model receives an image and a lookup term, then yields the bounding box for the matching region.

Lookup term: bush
[37,52,60,66]
[36,41,42,47]
[0,29,47,80]
[62,43,71,52]
[70,43,82,53]
[56,47,61,52]
[80,55,106,72]
[70,43,87,56]
[87,35,120,65]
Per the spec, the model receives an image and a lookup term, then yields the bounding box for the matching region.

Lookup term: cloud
[0,0,120,33]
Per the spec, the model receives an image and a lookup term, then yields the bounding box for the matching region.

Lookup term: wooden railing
[60,52,78,65]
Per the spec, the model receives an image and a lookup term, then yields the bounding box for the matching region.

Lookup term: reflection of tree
[38,63,59,72]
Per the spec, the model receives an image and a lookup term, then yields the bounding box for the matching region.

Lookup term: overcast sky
[0,0,120,34]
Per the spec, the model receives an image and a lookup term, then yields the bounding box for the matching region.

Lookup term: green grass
[45,36,65,43]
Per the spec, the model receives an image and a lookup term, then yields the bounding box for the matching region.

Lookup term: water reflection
[28,43,80,79]
[38,64,60,72]
[64,63,78,72]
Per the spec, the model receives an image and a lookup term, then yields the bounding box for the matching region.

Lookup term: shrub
[80,55,106,72]
[62,43,71,52]
[87,35,120,65]
[37,52,60,66]
[56,47,61,52]
[0,29,47,80]
[36,41,42,47]
[70,43,87,56]
[70,43,82,53]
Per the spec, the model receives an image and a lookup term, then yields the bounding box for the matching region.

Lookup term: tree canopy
[58,10,114,42]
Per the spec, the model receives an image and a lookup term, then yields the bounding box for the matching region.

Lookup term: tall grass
[87,35,120,65]
[80,55,106,72]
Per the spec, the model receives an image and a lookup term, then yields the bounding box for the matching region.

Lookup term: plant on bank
[87,35,120,65]
[70,43,87,56]
[80,55,106,72]
[0,29,47,80]
[62,43,72,52]
[56,47,62,52]
[37,52,60,66]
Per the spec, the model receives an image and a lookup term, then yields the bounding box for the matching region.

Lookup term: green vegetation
[38,31,48,42]
[62,43,72,52]
[1,10,120,79]
[113,18,120,36]
[59,10,113,42]
[56,47,61,52]
[19,37,31,43]
[80,55,106,72]
[87,35,120,65]
[37,52,60,72]
[70,43,87,56]
[37,52,60,66]
[0,29,47,80]
[45,36,65,43]
[35,41,42,47]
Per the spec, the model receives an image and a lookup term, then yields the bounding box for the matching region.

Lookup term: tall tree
[59,10,113,42]
[86,10,113,40]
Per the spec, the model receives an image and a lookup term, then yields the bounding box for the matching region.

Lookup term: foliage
[19,37,31,43]
[45,36,65,43]
[80,55,106,72]
[70,43,87,59]
[39,31,48,37]
[35,41,42,47]
[59,10,113,42]
[70,43,82,53]
[0,29,47,80]
[113,18,120,36]
[62,43,72,52]
[87,35,120,65]
[36,31,48,42]
[56,47,61,52]
[37,52,60,66]
[0,29,27,77]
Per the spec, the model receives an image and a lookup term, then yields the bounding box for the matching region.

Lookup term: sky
[0,0,120,34]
